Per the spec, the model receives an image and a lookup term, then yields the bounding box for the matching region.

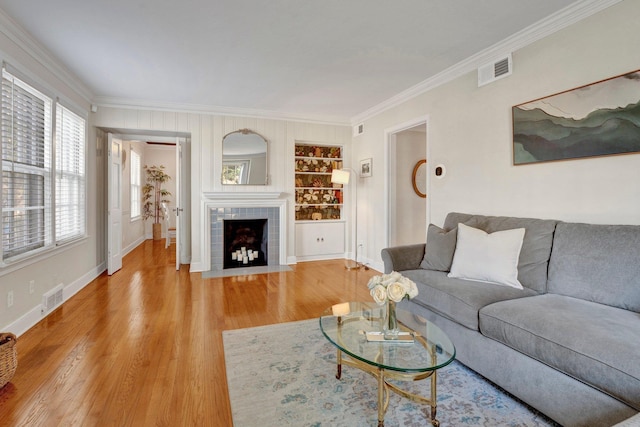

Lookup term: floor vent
[478,54,512,87]
[42,284,64,314]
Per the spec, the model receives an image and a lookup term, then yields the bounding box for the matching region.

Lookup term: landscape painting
[513,70,640,165]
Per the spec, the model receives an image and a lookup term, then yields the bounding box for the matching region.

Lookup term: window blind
[55,103,86,243]
[130,149,141,219]
[1,69,52,260]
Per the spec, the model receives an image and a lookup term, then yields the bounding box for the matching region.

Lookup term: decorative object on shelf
[359,158,372,177]
[412,159,427,198]
[142,165,172,240]
[0,332,17,388]
[295,143,343,221]
[367,272,419,339]
[513,68,640,165]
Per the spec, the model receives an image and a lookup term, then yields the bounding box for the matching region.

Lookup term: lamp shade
[331,169,350,185]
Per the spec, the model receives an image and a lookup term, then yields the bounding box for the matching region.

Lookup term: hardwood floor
[0,240,379,426]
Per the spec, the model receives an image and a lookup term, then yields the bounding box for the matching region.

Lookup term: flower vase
[383,300,399,340]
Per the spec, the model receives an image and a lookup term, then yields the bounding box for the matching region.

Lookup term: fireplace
[224,219,268,269]
[200,192,287,274]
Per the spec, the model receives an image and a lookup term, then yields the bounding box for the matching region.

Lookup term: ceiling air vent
[353,123,364,137]
[478,54,512,87]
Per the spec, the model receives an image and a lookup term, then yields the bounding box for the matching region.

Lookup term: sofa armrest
[381,244,426,273]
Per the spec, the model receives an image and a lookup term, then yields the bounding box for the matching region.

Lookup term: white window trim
[0,63,88,268]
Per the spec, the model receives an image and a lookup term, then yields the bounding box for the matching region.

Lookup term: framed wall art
[513,69,640,165]
[360,158,372,177]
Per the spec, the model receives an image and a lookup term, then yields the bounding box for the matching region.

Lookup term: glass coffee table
[319,302,455,427]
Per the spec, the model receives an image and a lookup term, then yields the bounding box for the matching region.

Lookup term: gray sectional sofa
[382,212,640,427]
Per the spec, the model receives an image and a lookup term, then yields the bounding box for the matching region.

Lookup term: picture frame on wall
[360,158,372,177]
[512,69,640,165]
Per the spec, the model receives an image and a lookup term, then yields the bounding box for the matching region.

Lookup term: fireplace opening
[223,219,268,269]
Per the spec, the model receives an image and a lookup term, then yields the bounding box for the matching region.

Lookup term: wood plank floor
[0,240,379,426]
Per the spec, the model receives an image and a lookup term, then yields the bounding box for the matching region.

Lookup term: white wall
[91,110,352,271]
[353,0,640,270]
[0,26,97,331]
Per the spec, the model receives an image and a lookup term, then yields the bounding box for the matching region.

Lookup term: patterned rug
[223,319,559,427]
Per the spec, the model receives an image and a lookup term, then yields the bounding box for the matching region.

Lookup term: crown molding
[0,8,93,103]
[350,0,623,125]
[94,96,351,127]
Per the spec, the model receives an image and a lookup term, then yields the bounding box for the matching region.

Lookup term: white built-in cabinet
[295,222,345,260]
[294,142,346,261]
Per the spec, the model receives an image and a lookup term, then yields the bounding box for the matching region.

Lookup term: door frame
[383,115,430,250]
[101,127,191,271]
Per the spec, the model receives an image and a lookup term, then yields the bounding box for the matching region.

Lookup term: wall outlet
[7,290,13,308]
[29,280,35,294]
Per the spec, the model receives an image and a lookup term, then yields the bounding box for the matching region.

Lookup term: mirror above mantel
[222,129,268,185]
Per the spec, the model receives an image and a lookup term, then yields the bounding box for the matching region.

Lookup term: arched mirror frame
[221,128,269,185]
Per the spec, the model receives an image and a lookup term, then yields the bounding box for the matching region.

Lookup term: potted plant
[142,165,172,240]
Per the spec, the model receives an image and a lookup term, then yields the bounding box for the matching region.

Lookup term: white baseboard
[3,262,106,337]
[295,254,344,262]
[123,236,145,257]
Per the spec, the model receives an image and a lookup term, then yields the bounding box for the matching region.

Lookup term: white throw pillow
[448,223,525,289]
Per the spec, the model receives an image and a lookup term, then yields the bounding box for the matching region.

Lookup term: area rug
[223,319,559,427]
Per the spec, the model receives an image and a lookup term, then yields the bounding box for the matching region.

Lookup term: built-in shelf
[294,143,343,221]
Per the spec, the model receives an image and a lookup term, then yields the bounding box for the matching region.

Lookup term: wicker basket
[0,332,17,388]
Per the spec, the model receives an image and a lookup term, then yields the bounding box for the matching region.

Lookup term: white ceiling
[0,0,593,124]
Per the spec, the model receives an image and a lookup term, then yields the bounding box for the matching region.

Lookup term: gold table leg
[430,369,439,427]
[332,328,441,426]
[377,366,385,427]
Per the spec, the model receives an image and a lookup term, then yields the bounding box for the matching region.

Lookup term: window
[1,69,52,261]
[222,160,250,184]
[130,149,141,219]
[55,104,86,243]
[1,67,86,263]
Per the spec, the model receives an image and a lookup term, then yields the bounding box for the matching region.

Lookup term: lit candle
[253,251,259,258]
[243,256,249,264]
[231,252,237,260]
[248,253,254,261]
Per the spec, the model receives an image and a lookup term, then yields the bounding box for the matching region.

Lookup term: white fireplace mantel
[198,192,287,272]
[203,192,283,200]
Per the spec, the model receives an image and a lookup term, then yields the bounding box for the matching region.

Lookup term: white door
[107,133,123,275]
[174,138,182,270]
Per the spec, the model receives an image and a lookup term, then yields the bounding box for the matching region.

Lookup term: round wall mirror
[412,159,427,198]
[222,129,268,185]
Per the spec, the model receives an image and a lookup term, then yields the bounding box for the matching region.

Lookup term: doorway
[100,127,191,273]
[385,118,428,248]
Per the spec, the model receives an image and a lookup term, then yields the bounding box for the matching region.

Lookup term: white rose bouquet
[367,271,418,305]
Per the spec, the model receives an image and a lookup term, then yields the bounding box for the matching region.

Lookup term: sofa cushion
[443,212,557,293]
[448,224,525,289]
[548,222,640,312]
[401,269,537,331]
[420,224,458,271]
[480,294,640,410]
[420,216,484,272]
